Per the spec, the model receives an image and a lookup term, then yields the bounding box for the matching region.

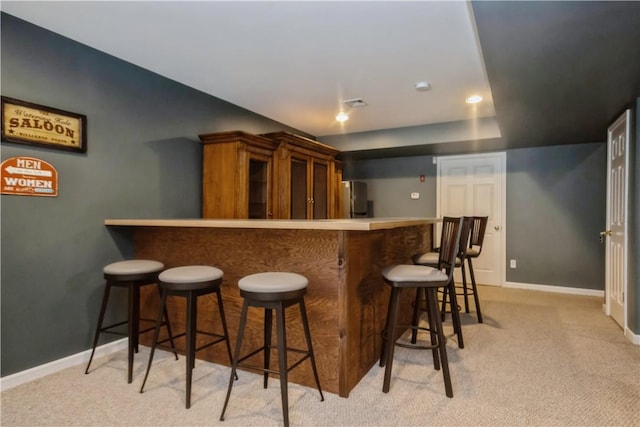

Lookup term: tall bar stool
[412,216,472,343]
[220,272,324,427]
[379,217,462,397]
[85,259,177,383]
[461,216,488,323]
[140,265,234,409]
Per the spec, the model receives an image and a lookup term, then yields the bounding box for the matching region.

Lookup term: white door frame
[604,109,630,332]
[436,152,507,287]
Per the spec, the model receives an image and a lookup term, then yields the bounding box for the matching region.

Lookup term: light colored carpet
[2,286,639,426]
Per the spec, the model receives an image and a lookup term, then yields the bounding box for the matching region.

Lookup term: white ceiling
[1,1,495,137]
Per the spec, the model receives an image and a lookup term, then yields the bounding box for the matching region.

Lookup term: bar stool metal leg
[467,258,484,323]
[220,299,249,422]
[299,298,324,400]
[139,288,169,394]
[264,308,273,389]
[426,287,453,397]
[382,287,401,392]
[85,283,113,375]
[276,302,290,427]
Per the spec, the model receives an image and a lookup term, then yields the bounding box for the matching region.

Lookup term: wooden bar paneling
[131,224,430,397]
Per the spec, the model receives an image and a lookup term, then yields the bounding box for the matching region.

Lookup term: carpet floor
[2,285,639,426]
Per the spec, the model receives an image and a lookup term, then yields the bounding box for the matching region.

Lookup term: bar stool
[85,259,177,383]
[461,216,489,323]
[379,217,462,397]
[139,265,234,409]
[220,272,324,427]
[412,216,472,343]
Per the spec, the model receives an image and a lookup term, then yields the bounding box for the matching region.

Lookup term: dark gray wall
[506,143,606,289]
[343,156,437,217]
[0,13,305,376]
[344,143,607,291]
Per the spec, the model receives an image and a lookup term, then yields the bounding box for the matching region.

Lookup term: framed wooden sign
[1,96,87,153]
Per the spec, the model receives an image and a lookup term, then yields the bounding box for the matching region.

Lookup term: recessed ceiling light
[336,112,349,122]
[465,95,483,104]
[415,81,431,91]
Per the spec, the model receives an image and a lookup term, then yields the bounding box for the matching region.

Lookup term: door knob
[494,225,501,231]
[599,230,612,243]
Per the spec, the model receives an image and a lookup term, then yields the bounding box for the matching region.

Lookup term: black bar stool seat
[220,272,324,427]
[85,259,177,383]
[139,265,233,409]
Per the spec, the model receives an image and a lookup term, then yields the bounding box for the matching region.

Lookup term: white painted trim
[624,327,640,345]
[0,338,127,392]
[504,281,605,297]
[436,152,507,287]
[605,109,631,331]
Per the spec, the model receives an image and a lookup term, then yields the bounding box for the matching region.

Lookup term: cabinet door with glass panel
[289,155,330,219]
[263,132,339,220]
[247,152,274,219]
[200,131,278,219]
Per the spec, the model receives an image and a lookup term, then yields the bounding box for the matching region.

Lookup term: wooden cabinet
[262,132,341,219]
[199,131,279,219]
[200,130,341,219]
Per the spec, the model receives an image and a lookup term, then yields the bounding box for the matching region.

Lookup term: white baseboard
[507,282,640,346]
[0,338,127,392]
[625,327,640,345]
[624,327,640,345]
[504,281,605,297]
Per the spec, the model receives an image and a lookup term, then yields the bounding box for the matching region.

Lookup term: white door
[604,110,630,330]
[437,153,506,286]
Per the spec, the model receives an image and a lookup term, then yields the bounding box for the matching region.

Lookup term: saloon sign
[1,156,58,197]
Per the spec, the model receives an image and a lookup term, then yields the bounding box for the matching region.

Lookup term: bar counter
[105,218,436,397]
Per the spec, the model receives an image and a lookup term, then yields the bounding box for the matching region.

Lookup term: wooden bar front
[106,219,433,397]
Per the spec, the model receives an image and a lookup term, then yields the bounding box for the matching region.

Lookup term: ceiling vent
[344,98,367,108]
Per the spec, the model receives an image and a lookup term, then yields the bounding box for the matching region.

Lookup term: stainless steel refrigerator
[342,181,368,218]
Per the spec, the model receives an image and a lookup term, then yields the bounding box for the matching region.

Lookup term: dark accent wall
[343,156,438,218]
[344,143,607,291]
[506,143,606,289]
[0,13,305,376]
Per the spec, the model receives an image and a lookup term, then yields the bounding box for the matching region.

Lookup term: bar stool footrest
[382,325,445,351]
[237,346,312,375]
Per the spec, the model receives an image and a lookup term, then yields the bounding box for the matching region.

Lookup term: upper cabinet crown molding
[261,131,340,159]
[199,130,279,152]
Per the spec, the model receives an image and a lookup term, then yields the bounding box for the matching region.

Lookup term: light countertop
[104,217,438,231]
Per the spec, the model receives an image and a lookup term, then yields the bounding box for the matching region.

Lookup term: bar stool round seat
[160,265,224,288]
[239,271,309,294]
[103,259,164,278]
[140,265,234,409]
[85,260,177,384]
[220,272,324,427]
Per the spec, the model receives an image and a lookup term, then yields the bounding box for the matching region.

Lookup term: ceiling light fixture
[465,95,483,104]
[336,112,349,122]
[415,81,431,91]
[343,98,367,108]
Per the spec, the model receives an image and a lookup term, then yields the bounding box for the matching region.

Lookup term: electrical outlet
[411,192,420,199]
[510,259,517,268]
